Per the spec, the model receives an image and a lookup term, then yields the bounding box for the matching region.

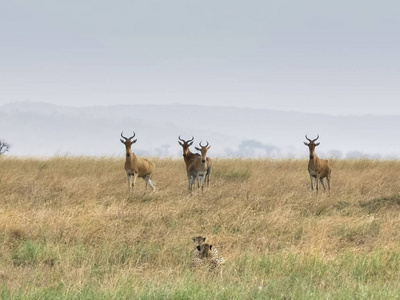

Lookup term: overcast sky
[1,0,399,115]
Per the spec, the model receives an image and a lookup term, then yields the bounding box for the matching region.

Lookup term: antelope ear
[188,142,193,146]
[304,142,309,146]
[120,139,125,144]
[179,142,183,146]
[315,142,320,146]
[132,139,137,144]
[207,146,211,150]
[195,147,201,151]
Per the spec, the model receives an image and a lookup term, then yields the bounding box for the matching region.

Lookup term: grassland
[1,156,400,299]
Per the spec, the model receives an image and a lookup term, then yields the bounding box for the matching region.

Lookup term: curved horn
[199,141,209,148]
[121,131,136,140]
[313,135,319,142]
[178,135,194,143]
[128,131,136,140]
[121,132,127,140]
[305,135,312,142]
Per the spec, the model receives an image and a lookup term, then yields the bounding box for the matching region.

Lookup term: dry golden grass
[1,156,400,298]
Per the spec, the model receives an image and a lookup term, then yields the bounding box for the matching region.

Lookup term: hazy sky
[1,0,399,115]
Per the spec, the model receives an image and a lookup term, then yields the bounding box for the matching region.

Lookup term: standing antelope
[178,136,212,189]
[187,141,211,191]
[120,131,155,192]
[304,135,331,194]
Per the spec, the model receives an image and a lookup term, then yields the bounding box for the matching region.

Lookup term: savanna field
[1,157,400,299]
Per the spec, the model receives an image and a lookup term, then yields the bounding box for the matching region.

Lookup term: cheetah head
[196,243,213,259]
[192,236,206,245]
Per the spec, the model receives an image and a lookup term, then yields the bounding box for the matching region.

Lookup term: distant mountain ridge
[1,101,399,159]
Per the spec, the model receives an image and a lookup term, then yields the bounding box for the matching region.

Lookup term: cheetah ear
[202,237,206,242]
[192,237,196,242]
[197,246,201,251]
[209,245,212,250]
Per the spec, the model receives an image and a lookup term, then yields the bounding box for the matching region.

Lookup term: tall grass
[1,157,400,299]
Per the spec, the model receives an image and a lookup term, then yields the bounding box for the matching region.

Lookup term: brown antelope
[187,141,211,191]
[120,131,155,192]
[178,136,212,189]
[304,135,331,194]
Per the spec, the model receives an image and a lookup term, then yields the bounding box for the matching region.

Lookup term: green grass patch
[4,251,400,299]
[12,240,59,267]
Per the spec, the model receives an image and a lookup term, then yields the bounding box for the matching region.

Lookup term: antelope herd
[178,136,212,191]
[121,131,332,194]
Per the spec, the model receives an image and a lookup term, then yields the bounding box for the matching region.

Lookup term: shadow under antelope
[304,135,331,194]
[120,131,155,192]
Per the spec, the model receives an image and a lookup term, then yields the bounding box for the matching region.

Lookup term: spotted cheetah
[191,242,225,272]
[192,236,207,268]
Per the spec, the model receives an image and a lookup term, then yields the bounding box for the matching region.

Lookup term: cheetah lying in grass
[191,236,224,272]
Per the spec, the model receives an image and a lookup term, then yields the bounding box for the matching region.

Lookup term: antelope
[304,135,331,194]
[178,136,212,189]
[187,141,211,191]
[120,131,155,192]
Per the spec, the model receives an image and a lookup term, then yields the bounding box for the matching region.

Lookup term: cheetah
[191,242,225,272]
[191,236,207,268]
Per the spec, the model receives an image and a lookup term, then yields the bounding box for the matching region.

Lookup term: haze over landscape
[1,101,399,159]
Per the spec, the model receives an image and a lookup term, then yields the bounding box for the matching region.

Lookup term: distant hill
[1,101,399,158]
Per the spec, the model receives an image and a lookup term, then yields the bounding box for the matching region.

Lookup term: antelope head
[178,135,194,157]
[120,131,137,157]
[195,141,211,163]
[304,135,320,159]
